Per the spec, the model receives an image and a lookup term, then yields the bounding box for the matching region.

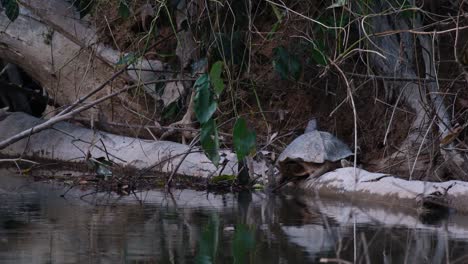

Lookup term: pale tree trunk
[2,0,116,106]
[0,0,206,141]
[364,0,468,180]
[0,0,156,130]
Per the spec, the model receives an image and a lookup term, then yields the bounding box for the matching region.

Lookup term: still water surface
[1,171,468,264]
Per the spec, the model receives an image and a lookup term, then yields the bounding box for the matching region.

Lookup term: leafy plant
[162,101,180,121]
[273,46,302,80]
[267,2,284,40]
[210,61,225,96]
[214,32,246,66]
[200,119,220,167]
[194,74,217,124]
[195,61,256,170]
[310,41,328,66]
[194,67,220,166]
[233,118,256,161]
[1,0,19,22]
[118,0,130,19]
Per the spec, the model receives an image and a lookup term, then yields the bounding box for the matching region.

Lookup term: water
[1,170,468,264]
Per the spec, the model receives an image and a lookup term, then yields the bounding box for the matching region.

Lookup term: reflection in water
[1,171,468,263]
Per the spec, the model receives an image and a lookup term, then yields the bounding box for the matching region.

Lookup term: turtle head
[304,118,318,133]
[274,160,332,191]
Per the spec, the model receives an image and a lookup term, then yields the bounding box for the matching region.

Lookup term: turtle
[275,119,353,189]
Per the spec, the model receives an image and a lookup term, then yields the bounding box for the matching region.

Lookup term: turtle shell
[278,130,352,164]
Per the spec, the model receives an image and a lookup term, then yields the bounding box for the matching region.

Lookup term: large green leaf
[209,61,224,96]
[214,32,246,66]
[273,46,302,80]
[310,41,328,66]
[1,0,19,22]
[200,119,220,167]
[233,118,256,161]
[194,74,217,124]
[118,0,130,19]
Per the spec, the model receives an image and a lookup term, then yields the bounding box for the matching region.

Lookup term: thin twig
[165,135,200,189]
[0,158,39,164]
[346,72,466,84]
[330,61,358,173]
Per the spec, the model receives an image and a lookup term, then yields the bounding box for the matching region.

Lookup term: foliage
[310,40,328,66]
[194,74,217,124]
[118,0,130,19]
[200,119,220,167]
[273,46,302,80]
[21,0,467,181]
[210,61,225,96]
[195,61,256,169]
[194,69,220,167]
[213,32,246,66]
[1,0,18,22]
[233,118,256,161]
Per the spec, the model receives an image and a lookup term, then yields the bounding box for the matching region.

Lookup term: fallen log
[3,112,468,214]
[298,167,468,213]
[0,112,239,178]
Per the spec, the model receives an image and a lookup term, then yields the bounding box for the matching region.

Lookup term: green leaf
[310,41,328,66]
[214,32,245,66]
[400,2,416,19]
[266,3,283,40]
[162,101,180,120]
[232,224,255,264]
[233,118,256,161]
[209,61,224,96]
[266,21,281,40]
[118,0,130,19]
[194,74,217,124]
[200,119,220,167]
[273,46,302,80]
[116,53,136,65]
[1,0,19,22]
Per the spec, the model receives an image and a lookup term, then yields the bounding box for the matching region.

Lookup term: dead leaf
[161,81,185,107]
[440,124,465,146]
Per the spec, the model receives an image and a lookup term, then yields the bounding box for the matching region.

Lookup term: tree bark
[0,0,156,130]
[364,0,468,180]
